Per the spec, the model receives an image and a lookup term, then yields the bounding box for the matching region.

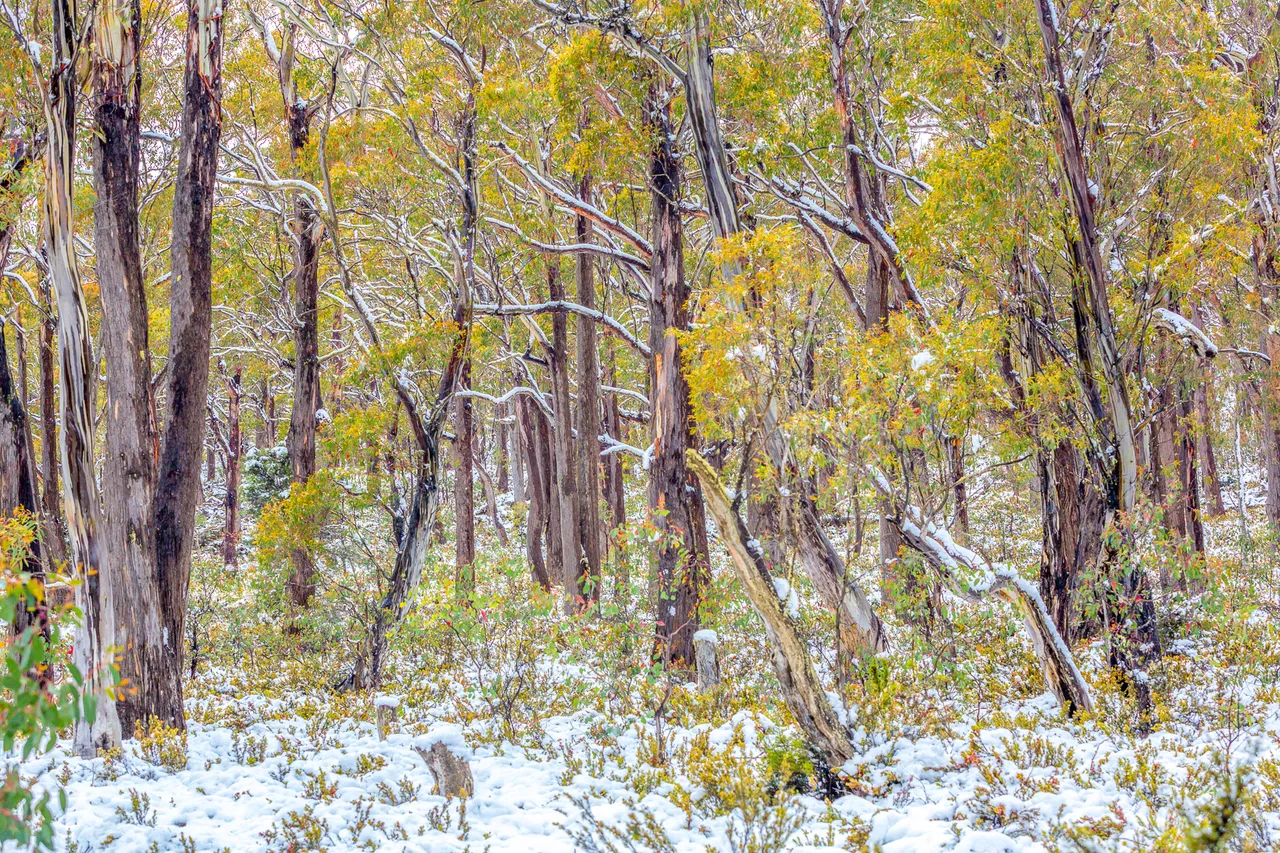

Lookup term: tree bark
[575,175,604,603]
[1035,0,1158,728]
[687,452,854,769]
[548,260,585,612]
[152,0,225,730]
[602,349,627,543]
[275,21,324,608]
[91,0,176,738]
[223,365,242,566]
[517,396,553,591]
[647,83,709,668]
[453,358,476,597]
[38,277,66,575]
[761,399,888,663]
[39,0,124,754]
[0,318,46,643]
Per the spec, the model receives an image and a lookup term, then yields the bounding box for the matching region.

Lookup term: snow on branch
[1150,307,1218,359]
[870,472,1094,715]
[485,217,651,272]
[599,435,654,469]
[474,301,651,358]
[492,142,653,257]
[455,386,554,419]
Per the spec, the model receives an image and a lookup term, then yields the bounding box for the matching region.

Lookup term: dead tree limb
[687,450,854,769]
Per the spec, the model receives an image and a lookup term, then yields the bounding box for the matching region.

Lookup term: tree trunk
[0,151,43,617]
[760,400,887,663]
[474,447,509,547]
[1035,0,1158,728]
[41,0,124,754]
[287,188,322,606]
[152,0,225,731]
[223,365,242,566]
[92,0,176,738]
[575,176,604,603]
[1037,440,1105,645]
[517,396,553,591]
[0,319,47,643]
[548,260,585,612]
[497,403,510,495]
[282,40,323,607]
[602,349,627,542]
[1191,305,1226,517]
[38,278,66,575]
[647,83,708,668]
[687,452,854,769]
[454,358,475,597]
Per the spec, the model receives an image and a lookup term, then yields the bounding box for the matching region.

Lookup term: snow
[772,577,801,618]
[1151,307,1218,357]
[373,694,402,709]
[17,650,1280,853]
[692,629,719,643]
[412,725,469,757]
[911,350,935,371]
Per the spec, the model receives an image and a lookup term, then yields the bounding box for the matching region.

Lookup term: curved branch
[475,300,651,358]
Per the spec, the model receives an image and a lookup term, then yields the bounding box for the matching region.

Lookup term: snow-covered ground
[24,661,1277,853]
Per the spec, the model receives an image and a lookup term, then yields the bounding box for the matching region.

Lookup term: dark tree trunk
[1190,304,1225,517]
[92,0,175,738]
[517,396,553,591]
[1195,378,1226,518]
[280,33,323,607]
[0,152,43,607]
[548,260,585,612]
[542,394,565,588]
[1038,440,1105,645]
[0,319,47,643]
[223,365,242,566]
[497,403,510,495]
[575,176,604,603]
[947,436,970,532]
[1035,0,1157,729]
[454,358,476,597]
[38,279,66,575]
[602,349,627,542]
[647,83,708,669]
[152,0,225,731]
[287,188,322,607]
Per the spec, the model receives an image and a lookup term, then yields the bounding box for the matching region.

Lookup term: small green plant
[301,768,338,802]
[136,716,189,772]
[263,805,331,852]
[376,776,420,806]
[114,789,157,827]
[231,731,268,766]
[562,793,678,853]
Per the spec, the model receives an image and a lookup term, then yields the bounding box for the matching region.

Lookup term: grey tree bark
[152,0,226,729]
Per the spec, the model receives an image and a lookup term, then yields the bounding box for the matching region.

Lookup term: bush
[0,512,95,850]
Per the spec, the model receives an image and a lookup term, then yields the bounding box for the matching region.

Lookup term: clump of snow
[772,577,801,618]
[373,694,401,709]
[413,724,469,758]
[692,629,718,643]
[910,350,935,371]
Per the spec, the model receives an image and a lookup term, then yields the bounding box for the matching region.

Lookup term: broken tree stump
[414,737,474,799]
[374,694,401,741]
[693,629,720,690]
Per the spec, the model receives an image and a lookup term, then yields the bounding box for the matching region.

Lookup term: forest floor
[27,611,1280,853]
[21,501,1280,853]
